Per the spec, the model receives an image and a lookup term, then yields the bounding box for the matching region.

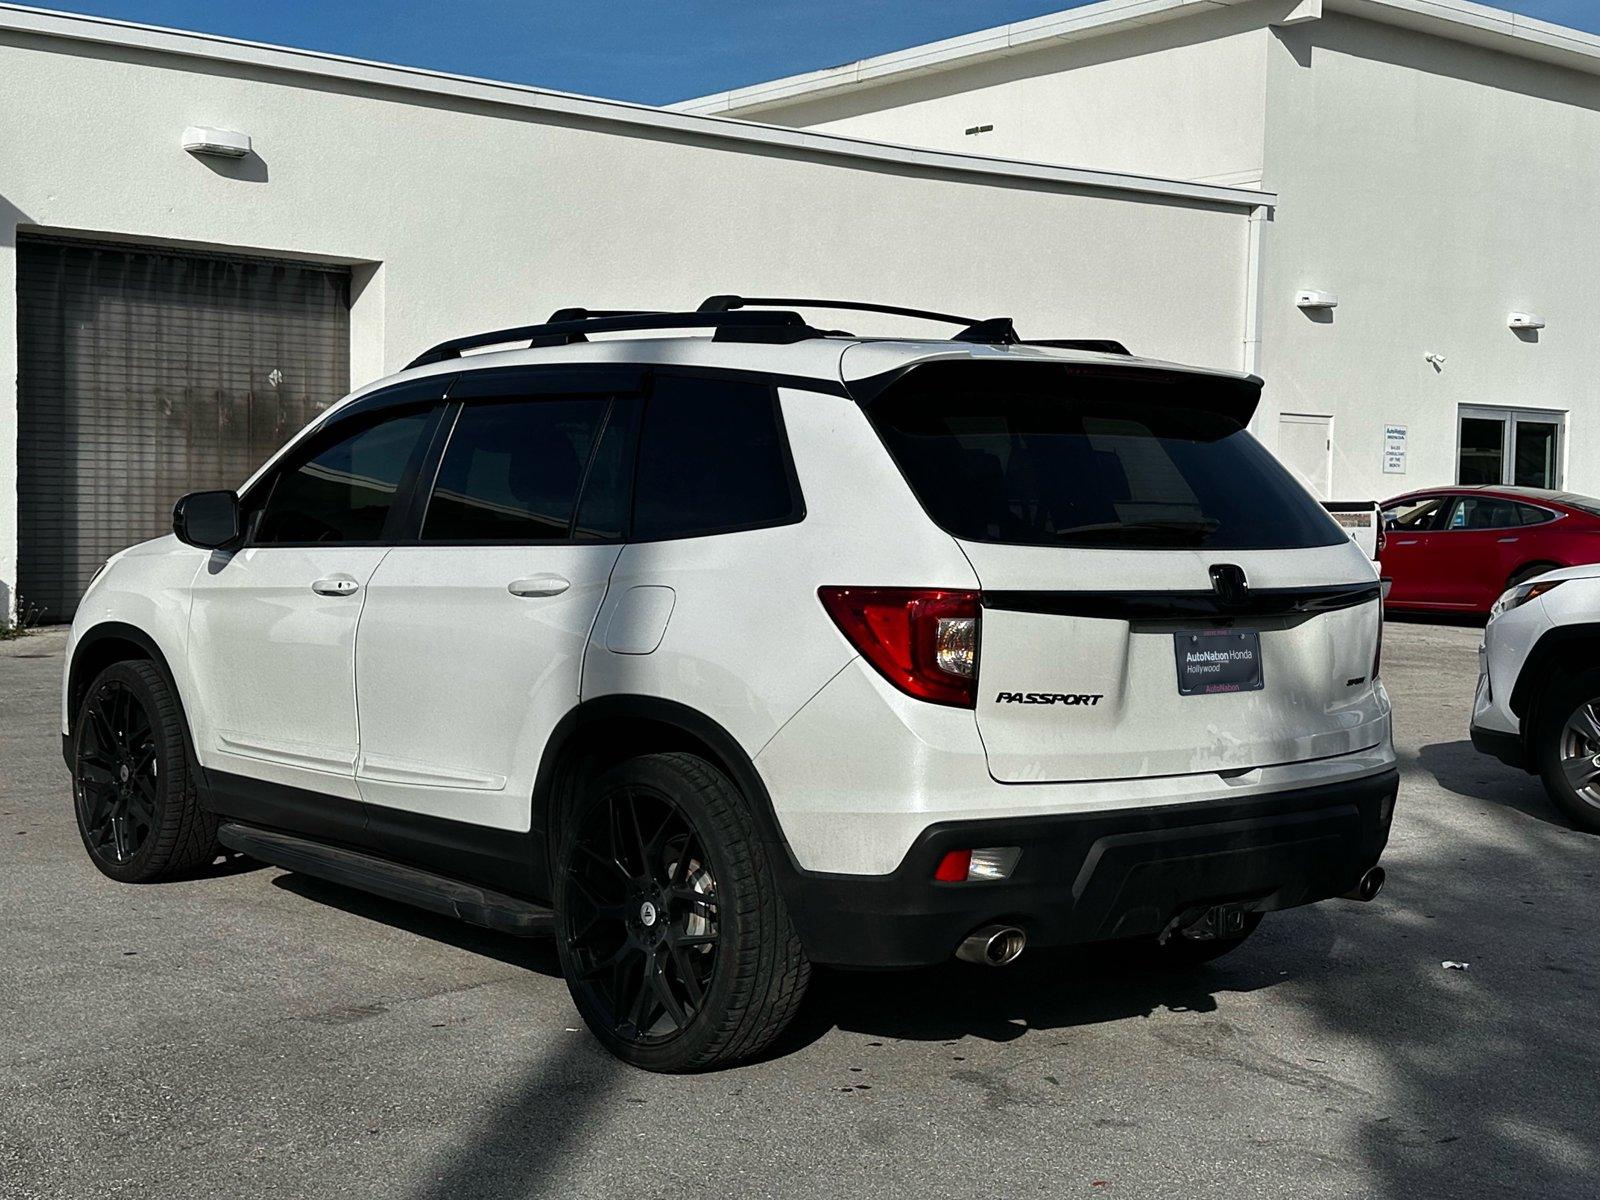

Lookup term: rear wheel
[72,660,221,882]
[1533,667,1600,833]
[553,752,809,1072]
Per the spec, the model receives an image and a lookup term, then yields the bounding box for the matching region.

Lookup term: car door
[1380,494,1448,606]
[1437,494,1530,609]
[352,367,639,882]
[186,385,449,838]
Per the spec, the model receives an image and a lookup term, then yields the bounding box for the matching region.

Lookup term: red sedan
[1380,486,1600,614]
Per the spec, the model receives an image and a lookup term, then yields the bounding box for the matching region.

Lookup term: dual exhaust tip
[955,924,1026,967]
[954,867,1386,965]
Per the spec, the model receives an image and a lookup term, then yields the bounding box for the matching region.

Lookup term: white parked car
[1471,563,1600,832]
[62,298,1396,1071]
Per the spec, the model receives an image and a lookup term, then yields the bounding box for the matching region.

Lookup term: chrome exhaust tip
[1341,866,1386,903]
[955,924,1027,966]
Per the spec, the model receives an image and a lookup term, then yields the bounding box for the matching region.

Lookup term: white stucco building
[0,4,1270,622]
[680,0,1600,506]
[2,0,1596,623]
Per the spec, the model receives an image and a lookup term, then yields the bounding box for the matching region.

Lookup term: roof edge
[671,0,1600,117]
[0,1,1272,212]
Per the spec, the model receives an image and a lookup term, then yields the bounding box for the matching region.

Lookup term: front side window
[632,375,799,540]
[868,363,1344,550]
[423,398,609,542]
[252,409,434,544]
[1387,496,1447,531]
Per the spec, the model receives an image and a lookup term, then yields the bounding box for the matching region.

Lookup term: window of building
[1457,406,1564,489]
[423,398,609,542]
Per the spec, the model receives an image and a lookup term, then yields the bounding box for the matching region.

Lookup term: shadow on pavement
[272,872,563,978]
[1418,739,1572,830]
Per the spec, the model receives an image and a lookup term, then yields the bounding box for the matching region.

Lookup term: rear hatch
[856,355,1385,784]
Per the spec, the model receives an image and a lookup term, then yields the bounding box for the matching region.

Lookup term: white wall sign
[1383,424,1408,474]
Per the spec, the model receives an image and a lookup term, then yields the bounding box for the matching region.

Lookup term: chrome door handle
[1497,537,1519,543]
[311,576,360,597]
[1395,539,1419,545]
[509,574,571,598]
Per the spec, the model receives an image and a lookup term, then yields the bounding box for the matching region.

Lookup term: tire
[1532,666,1600,833]
[553,752,810,1072]
[1098,912,1264,971]
[72,660,221,882]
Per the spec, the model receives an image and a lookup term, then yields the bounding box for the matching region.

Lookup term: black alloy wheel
[76,677,160,866]
[71,660,221,882]
[560,786,721,1046]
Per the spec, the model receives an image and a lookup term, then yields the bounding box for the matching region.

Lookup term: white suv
[62,298,1396,1071]
[1471,563,1600,832]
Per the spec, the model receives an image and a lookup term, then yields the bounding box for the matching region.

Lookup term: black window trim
[622,367,807,545]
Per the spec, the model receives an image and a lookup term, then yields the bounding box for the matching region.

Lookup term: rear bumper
[779,768,1399,968]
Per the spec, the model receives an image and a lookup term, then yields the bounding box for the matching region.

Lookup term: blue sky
[43,1,1600,105]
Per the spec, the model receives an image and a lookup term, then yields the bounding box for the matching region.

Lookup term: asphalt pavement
[2,619,1596,1199]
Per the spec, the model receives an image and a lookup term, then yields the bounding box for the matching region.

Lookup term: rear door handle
[509,574,571,598]
[311,575,360,597]
[1497,537,1519,543]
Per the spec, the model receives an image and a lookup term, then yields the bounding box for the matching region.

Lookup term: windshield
[866,362,1347,551]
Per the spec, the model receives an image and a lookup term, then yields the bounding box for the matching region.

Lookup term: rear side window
[423,398,608,542]
[1517,503,1556,526]
[867,363,1345,551]
[253,409,434,545]
[632,375,800,540]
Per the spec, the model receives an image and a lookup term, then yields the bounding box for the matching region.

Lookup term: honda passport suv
[62,298,1397,1072]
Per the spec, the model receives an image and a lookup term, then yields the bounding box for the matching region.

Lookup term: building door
[1278,413,1332,497]
[1457,405,1564,489]
[15,235,350,621]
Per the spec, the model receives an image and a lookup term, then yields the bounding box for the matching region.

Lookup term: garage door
[16,236,351,621]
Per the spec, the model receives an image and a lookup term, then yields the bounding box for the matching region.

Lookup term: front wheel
[72,660,221,882]
[1533,668,1600,833]
[553,752,810,1072]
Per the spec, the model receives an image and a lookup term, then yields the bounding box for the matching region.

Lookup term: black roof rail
[699,294,1020,345]
[1025,338,1131,355]
[406,309,823,369]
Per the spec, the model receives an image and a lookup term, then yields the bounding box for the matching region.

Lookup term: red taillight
[934,849,972,882]
[818,586,981,707]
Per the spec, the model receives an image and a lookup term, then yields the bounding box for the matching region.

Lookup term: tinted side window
[1389,497,1447,531]
[1517,504,1556,526]
[632,376,799,540]
[1446,497,1520,530]
[423,398,608,542]
[254,409,433,545]
[574,398,640,542]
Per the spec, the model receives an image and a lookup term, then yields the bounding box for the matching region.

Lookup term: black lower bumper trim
[1470,725,1528,772]
[777,768,1399,968]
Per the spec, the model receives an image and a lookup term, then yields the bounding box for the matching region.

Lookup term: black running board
[218,823,555,937]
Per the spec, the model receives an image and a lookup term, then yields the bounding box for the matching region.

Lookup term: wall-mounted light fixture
[1295,289,1338,310]
[182,126,251,158]
[1507,312,1545,330]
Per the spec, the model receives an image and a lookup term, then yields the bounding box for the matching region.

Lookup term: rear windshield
[865,362,1346,551]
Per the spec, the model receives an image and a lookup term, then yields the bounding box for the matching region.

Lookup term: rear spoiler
[847,358,1262,425]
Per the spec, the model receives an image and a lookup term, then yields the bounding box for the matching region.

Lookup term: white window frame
[1455,405,1566,489]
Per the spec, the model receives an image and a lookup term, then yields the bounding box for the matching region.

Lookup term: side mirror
[173,490,242,550]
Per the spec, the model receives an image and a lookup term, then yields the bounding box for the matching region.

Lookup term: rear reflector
[934,847,1021,883]
[818,586,981,707]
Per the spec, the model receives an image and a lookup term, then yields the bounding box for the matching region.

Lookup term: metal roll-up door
[16,236,351,620]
